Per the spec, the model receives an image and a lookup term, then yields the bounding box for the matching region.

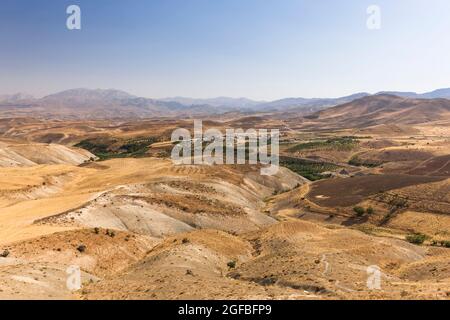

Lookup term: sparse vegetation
[431,240,450,248]
[353,206,366,216]
[0,110,448,300]
[406,233,427,245]
[353,206,375,217]
[389,195,408,209]
[105,229,116,238]
[385,194,409,218]
[349,155,380,167]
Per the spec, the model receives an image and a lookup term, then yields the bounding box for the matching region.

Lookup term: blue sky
[1,0,450,100]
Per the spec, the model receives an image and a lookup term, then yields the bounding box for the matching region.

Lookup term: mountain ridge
[305,94,450,128]
[1,87,450,119]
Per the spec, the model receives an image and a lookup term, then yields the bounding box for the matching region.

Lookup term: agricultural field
[279,156,339,181]
[307,174,444,207]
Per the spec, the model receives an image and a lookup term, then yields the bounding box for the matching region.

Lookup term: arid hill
[304,95,450,128]
[0,94,448,300]
[81,220,450,300]
[0,141,95,167]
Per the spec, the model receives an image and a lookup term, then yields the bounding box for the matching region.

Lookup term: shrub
[348,155,380,168]
[227,260,237,269]
[353,206,365,216]
[366,206,375,215]
[186,269,194,276]
[0,249,9,258]
[105,229,115,238]
[440,240,450,248]
[431,240,450,248]
[406,233,427,245]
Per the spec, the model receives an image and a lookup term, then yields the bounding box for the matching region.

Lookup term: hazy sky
[1,0,450,100]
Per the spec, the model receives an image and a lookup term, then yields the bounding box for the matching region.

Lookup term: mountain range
[161,96,264,109]
[378,88,450,99]
[161,88,450,110]
[1,87,450,119]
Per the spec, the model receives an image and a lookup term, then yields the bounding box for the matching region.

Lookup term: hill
[305,94,450,128]
[0,141,95,167]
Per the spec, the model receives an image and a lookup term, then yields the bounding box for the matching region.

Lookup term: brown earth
[0,110,448,300]
[307,175,445,207]
[81,220,450,300]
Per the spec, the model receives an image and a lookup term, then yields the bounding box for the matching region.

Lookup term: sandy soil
[0,114,448,300]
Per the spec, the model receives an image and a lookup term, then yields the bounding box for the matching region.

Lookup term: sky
[1,0,450,100]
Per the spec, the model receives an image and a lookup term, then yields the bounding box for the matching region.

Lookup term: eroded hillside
[0,110,448,300]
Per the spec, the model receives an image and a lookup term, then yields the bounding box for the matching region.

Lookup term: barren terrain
[0,93,449,300]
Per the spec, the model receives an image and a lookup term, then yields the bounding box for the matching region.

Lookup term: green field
[280,156,339,181]
[287,137,359,153]
[76,137,158,160]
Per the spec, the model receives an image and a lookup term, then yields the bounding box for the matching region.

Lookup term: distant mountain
[422,88,450,99]
[306,94,450,128]
[41,88,135,103]
[377,91,419,98]
[163,93,377,112]
[377,88,450,99]
[0,93,35,104]
[256,92,370,112]
[0,89,217,119]
[1,87,450,120]
[161,97,264,109]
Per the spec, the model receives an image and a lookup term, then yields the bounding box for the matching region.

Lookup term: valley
[3,0,450,304]
[0,92,448,300]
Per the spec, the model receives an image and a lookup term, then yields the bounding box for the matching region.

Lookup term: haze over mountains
[255,92,370,112]
[162,88,450,110]
[161,96,264,109]
[1,87,450,120]
[0,93,35,104]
